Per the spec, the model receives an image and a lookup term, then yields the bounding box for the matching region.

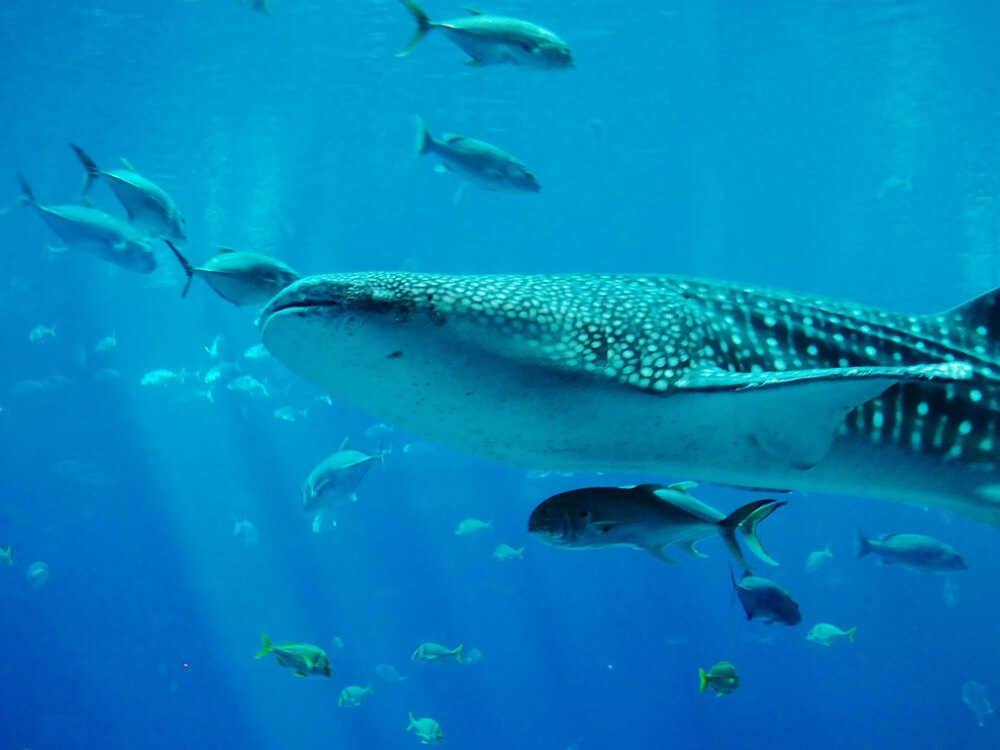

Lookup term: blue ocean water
[1,0,1000,748]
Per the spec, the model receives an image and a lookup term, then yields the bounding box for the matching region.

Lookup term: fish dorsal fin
[673,363,972,470]
[462,6,484,14]
[945,287,1000,344]
[119,157,136,171]
[442,134,466,144]
[338,436,350,451]
[216,246,238,254]
[668,481,698,493]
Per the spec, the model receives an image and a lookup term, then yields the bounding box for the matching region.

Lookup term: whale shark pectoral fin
[675,363,973,471]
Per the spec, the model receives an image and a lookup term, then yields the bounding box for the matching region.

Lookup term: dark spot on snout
[387,350,403,359]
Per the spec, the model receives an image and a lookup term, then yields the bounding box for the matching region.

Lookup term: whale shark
[257,272,1000,526]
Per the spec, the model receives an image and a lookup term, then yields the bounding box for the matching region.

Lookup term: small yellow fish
[699,661,740,696]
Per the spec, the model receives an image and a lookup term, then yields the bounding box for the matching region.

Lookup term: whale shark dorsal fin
[119,157,136,171]
[462,6,484,14]
[338,436,350,451]
[216,246,238,254]
[674,363,973,471]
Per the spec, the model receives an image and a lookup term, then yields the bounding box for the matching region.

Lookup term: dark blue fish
[731,569,802,625]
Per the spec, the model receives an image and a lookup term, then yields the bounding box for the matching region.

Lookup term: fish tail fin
[69,143,101,197]
[855,529,872,558]
[413,116,434,157]
[846,626,858,643]
[255,633,273,658]
[164,240,195,297]
[454,644,464,664]
[407,711,417,730]
[396,0,433,57]
[699,668,708,694]
[515,546,524,559]
[366,682,374,694]
[719,498,785,568]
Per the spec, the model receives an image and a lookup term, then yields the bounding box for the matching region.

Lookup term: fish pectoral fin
[668,481,698,493]
[645,545,680,564]
[434,163,451,173]
[451,183,466,204]
[675,363,972,470]
[464,59,486,66]
[681,540,709,559]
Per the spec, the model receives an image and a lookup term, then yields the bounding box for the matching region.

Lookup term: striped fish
[258,272,1000,526]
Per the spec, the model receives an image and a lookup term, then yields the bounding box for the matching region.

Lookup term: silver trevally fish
[396,0,573,70]
[165,241,300,307]
[414,117,540,201]
[70,144,186,243]
[527,482,785,568]
[5,175,156,273]
[256,272,1000,525]
[855,531,968,572]
[301,438,383,532]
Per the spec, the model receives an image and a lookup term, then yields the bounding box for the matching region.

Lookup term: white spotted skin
[260,273,1000,526]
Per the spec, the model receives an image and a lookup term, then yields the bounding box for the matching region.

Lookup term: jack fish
[414,117,540,200]
[70,144,186,243]
[257,272,1000,526]
[396,0,573,70]
[6,176,156,273]
[165,241,300,306]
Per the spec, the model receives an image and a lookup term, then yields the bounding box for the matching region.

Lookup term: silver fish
[414,117,540,200]
[301,438,383,531]
[256,272,999,525]
[396,0,573,70]
[70,144,186,243]
[166,242,299,307]
[855,531,967,572]
[6,176,156,273]
[528,482,784,567]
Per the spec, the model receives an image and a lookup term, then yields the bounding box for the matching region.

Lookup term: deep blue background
[1,1,999,748]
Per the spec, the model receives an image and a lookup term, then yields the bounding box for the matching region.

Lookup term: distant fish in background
[698,661,740,696]
[244,343,272,360]
[375,663,408,682]
[93,332,117,352]
[0,545,11,566]
[493,543,524,561]
[962,680,994,726]
[28,324,56,343]
[411,642,463,664]
[855,530,968,573]
[414,117,541,203]
[204,335,223,359]
[338,683,374,707]
[455,518,493,536]
[406,712,444,745]
[165,242,300,307]
[395,0,574,70]
[232,519,259,546]
[806,623,857,646]
[70,144,186,243]
[805,544,833,572]
[5,175,156,273]
[943,576,960,608]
